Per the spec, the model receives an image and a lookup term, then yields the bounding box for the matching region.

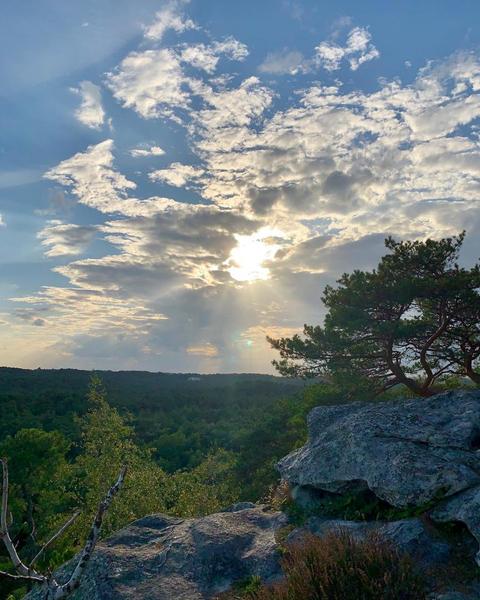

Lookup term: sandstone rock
[27,506,287,600]
[431,484,480,564]
[278,389,480,508]
[287,517,451,571]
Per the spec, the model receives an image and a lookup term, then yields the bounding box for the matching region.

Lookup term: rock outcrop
[27,505,287,600]
[278,389,480,508]
[278,389,480,563]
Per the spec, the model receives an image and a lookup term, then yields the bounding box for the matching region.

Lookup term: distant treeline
[0,367,305,472]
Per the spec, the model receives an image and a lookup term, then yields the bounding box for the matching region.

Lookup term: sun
[228,229,282,282]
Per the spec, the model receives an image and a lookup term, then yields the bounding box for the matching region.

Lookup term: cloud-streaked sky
[1,0,480,372]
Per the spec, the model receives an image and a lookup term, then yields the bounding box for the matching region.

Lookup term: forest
[0,368,323,598]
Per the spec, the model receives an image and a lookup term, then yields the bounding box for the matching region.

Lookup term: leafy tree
[0,429,72,558]
[168,449,239,517]
[67,377,170,543]
[269,233,480,396]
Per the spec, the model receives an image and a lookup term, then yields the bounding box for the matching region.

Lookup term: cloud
[16,5,480,372]
[105,49,190,120]
[149,162,204,187]
[37,221,96,257]
[71,81,105,129]
[11,285,167,340]
[0,214,4,227]
[43,139,137,213]
[99,200,258,285]
[143,0,196,41]
[180,37,248,73]
[258,49,305,75]
[106,36,249,121]
[186,343,218,357]
[315,26,379,71]
[130,144,165,157]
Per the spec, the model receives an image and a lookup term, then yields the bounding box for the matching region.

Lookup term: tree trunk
[466,365,480,385]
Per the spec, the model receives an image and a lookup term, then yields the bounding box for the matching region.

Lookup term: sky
[1,0,480,373]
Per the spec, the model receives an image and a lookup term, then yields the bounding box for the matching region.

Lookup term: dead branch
[55,466,127,597]
[29,510,81,568]
[0,457,126,598]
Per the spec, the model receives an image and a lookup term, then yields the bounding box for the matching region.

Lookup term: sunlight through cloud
[227,229,282,282]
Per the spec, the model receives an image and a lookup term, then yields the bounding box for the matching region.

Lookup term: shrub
[250,531,426,600]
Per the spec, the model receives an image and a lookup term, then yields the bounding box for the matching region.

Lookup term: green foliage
[283,489,444,526]
[269,232,480,397]
[234,383,348,501]
[167,449,240,517]
[1,376,276,598]
[0,368,303,472]
[0,429,73,561]
[247,531,427,600]
[67,376,171,542]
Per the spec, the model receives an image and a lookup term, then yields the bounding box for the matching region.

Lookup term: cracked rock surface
[279,389,480,566]
[26,506,287,600]
[278,389,480,508]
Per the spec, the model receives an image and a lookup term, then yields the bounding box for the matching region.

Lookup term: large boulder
[432,485,480,564]
[278,389,480,508]
[27,505,287,600]
[278,388,480,565]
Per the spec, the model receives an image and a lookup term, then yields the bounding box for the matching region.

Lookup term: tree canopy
[269,233,480,397]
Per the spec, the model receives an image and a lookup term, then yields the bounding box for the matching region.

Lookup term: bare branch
[29,510,81,568]
[1,461,126,599]
[1,458,45,582]
[0,569,44,583]
[0,458,8,536]
[57,466,127,597]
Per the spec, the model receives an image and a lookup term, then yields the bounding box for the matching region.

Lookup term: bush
[249,531,426,600]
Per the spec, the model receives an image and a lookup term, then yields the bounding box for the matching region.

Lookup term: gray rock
[26,506,287,600]
[222,501,257,512]
[431,484,480,564]
[287,517,451,570]
[278,389,480,508]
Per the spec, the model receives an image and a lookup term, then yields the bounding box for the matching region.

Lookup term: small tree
[269,233,480,397]
[69,376,170,540]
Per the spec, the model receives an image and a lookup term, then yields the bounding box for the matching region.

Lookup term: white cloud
[43,139,136,213]
[105,49,191,120]
[258,49,305,75]
[38,221,96,257]
[149,162,204,187]
[130,144,165,157]
[213,37,249,61]
[144,0,196,41]
[180,37,248,73]
[71,81,105,129]
[315,26,379,71]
